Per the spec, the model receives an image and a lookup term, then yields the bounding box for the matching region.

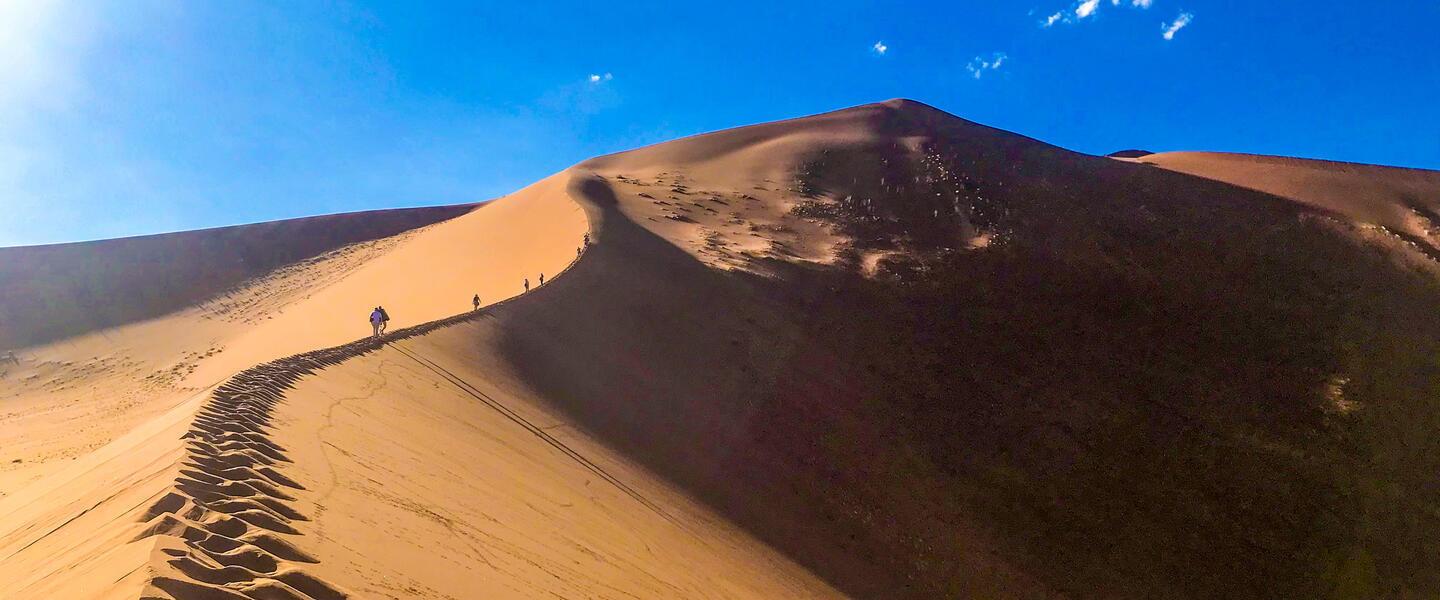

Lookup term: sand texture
[1135,150,1440,258]
[5,99,1440,599]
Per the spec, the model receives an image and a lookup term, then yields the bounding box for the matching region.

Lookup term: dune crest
[4,99,1440,599]
[1136,150,1440,259]
[0,174,587,597]
[1,166,844,599]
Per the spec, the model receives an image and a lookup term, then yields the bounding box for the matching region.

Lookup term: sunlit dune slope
[1135,151,1440,256]
[0,204,475,350]
[0,178,584,498]
[0,392,201,599]
[251,309,844,599]
[0,179,586,599]
[2,168,834,600]
[5,98,1440,600]
[182,172,588,385]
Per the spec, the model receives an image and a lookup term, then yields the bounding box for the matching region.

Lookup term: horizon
[3,1,1436,247]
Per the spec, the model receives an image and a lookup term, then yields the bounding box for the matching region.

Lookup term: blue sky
[2,1,1436,246]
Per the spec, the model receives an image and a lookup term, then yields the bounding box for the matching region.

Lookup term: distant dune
[3,99,1440,599]
[1106,149,1153,158]
[1135,150,1440,257]
[0,204,475,350]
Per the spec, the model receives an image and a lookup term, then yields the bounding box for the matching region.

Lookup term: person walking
[524,278,530,293]
[539,273,544,286]
[378,306,390,334]
[369,307,384,338]
[473,294,480,311]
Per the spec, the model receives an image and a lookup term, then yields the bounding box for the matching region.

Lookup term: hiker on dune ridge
[369,307,384,339]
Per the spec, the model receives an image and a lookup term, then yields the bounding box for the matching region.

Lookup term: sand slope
[1135,151,1440,256]
[0,393,199,599]
[183,172,588,386]
[0,204,476,350]
[2,180,842,598]
[0,177,588,598]
[0,177,584,496]
[265,312,841,599]
[523,101,1440,598]
[5,99,1440,600]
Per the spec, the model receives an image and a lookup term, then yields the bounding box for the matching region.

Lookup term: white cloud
[966,52,1008,79]
[588,72,613,83]
[872,41,887,55]
[1162,12,1193,40]
[1043,0,1155,28]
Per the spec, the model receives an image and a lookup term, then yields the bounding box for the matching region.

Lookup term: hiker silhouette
[473,294,480,311]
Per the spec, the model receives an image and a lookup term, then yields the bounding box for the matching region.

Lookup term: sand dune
[4,99,1440,599]
[0,177,588,598]
[182,172,587,386]
[0,204,476,350]
[0,177,582,497]
[1134,150,1440,258]
[259,311,841,599]
[532,101,1440,598]
[1,164,834,599]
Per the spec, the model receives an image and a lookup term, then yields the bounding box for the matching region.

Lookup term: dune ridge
[5,99,1440,599]
[131,219,601,599]
[0,175,584,502]
[138,307,509,600]
[0,204,478,351]
[124,226,844,599]
[0,303,512,599]
[1,173,589,598]
[1134,150,1440,259]
[504,101,1440,598]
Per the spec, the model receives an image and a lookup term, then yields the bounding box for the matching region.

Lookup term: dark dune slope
[0,204,474,349]
[490,101,1440,599]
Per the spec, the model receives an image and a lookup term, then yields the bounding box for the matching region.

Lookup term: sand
[254,319,840,599]
[4,98,1440,599]
[0,161,842,599]
[1133,150,1440,257]
[0,176,583,496]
